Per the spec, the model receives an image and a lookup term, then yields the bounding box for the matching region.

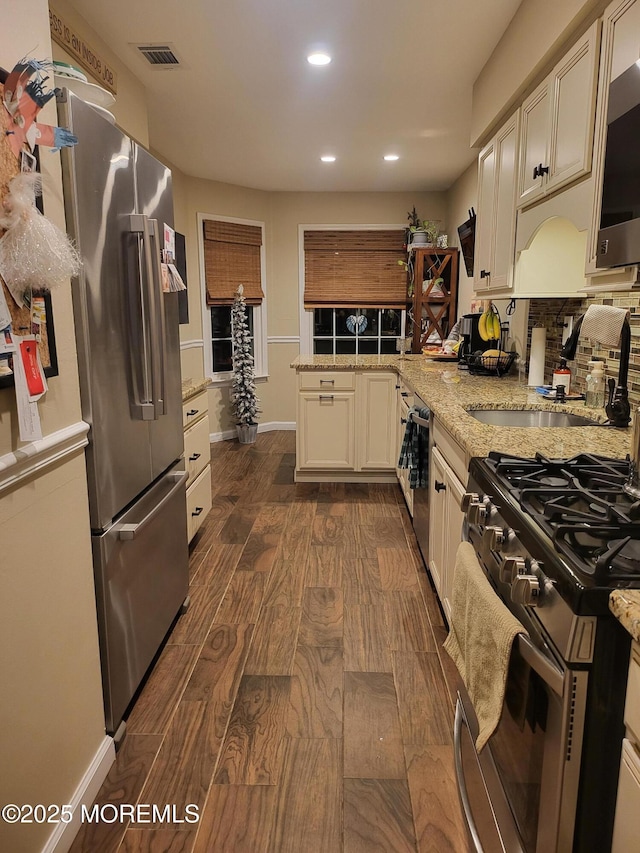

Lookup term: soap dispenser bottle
[585,360,605,408]
[552,358,571,396]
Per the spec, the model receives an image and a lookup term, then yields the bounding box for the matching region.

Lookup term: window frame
[298,223,407,355]
[198,212,268,384]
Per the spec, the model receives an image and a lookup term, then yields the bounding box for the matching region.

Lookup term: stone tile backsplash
[527,292,640,406]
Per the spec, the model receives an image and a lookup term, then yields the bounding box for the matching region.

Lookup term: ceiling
[68,0,522,193]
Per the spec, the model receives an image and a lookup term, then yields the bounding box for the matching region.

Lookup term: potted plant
[406,207,440,247]
[230,285,260,443]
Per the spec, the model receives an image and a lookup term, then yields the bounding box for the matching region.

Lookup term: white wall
[1,4,109,852]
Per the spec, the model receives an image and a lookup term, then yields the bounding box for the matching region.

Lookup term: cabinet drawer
[184,414,210,484]
[298,371,355,391]
[183,391,208,428]
[612,739,640,853]
[186,464,212,543]
[625,645,640,743]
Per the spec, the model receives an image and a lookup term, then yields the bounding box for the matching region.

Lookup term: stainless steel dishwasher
[410,395,431,563]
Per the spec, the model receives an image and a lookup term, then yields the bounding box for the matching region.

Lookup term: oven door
[454,623,587,853]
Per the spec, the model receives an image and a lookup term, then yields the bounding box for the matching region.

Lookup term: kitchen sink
[468,409,600,427]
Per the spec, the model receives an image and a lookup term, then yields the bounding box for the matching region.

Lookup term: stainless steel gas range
[457,451,638,853]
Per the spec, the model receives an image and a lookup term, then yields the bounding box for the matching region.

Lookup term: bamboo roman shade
[203,220,264,305]
[303,229,406,308]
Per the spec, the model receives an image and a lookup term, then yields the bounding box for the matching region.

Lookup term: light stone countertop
[291,354,632,461]
[181,378,210,402]
[610,592,640,642]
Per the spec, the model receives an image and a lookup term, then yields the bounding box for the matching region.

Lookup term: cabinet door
[547,20,600,194]
[429,446,448,602]
[297,391,356,469]
[518,80,550,207]
[442,464,466,624]
[612,739,640,853]
[357,372,397,470]
[489,112,520,292]
[474,140,497,290]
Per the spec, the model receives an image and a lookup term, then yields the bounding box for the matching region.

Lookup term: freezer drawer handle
[192,506,204,517]
[118,471,188,540]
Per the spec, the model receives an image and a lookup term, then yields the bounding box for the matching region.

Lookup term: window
[200,214,267,381]
[300,226,408,355]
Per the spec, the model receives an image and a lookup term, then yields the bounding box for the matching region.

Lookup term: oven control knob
[460,491,479,511]
[511,574,541,607]
[483,525,513,551]
[468,499,489,525]
[500,556,526,584]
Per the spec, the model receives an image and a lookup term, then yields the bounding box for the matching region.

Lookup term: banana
[491,312,501,340]
[478,310,490,341]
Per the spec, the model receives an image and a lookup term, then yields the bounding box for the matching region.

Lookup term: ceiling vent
[134,44,182,68]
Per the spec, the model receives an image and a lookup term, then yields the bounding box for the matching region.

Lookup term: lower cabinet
[612,642,640,851]
[182,389,212,542]
[429,420,468,622]
[295,370,397,481]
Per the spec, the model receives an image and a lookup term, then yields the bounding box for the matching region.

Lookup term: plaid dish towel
[398,406,430,488]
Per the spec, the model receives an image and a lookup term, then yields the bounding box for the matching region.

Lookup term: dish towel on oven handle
[444,541,528,752]
[397,405,430,488]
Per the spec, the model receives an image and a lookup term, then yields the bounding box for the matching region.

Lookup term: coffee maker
[458,313,488,362]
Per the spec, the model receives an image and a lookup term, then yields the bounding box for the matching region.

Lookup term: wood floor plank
[298,587,343,647]
[305,545,342,587]
[385,591,435,652]
[377,547,420,591]
[340,526,378,559]
[182,623,254,704]
[194,543,244,590]
[69,734,162,853]
[251,503,289,534]
[119,829,197,852]
[192,785,276,853]
[393,651,453,746]
[432,624,461,706]
[215,572,265,623]
[126,645,200,735]
[269,738,342,853]
[343,672,405,779]
[286,645,343,738]
[347,501,403,522]
[418,570,446,630]
[213,675,291,785]
[262,552,308,608]
[217,506,259,544]
[235,531,280,573]
[311,515,346,546]
[243,605,302,675]
[344,605,393,673]
[405,744,472,853]
[344,778,417,853]
[361,518,409,548]
[167,584,223,645]
[343,557,385,605]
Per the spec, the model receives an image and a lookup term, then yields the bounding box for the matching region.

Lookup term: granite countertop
[610,592,640,642]
[181,378,210,402]
[291,354,632,461]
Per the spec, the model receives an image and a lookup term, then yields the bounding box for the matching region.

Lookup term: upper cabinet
[474,111,520,294]
[517,21,601,209]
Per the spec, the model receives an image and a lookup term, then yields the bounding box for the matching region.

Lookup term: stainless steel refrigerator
[58,90,189,738]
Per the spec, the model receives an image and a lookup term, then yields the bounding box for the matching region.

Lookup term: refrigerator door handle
[128,213,157,421]
[118,470,188,540]
[148,218,167,417]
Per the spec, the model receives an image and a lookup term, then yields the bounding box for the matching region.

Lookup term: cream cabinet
[517,21,600,208]
[182,388,212,542]
[295,369,397,482]
[429,419,468,623]
[612,642,640,851]
[474,110,520,294]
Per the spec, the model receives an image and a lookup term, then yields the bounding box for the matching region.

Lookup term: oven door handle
[454,697,484,853]
[517,634,564,697]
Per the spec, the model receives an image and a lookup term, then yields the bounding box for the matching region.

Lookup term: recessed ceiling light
[320,155,336,162]
[308,52,331,66]
[384,154,400,161]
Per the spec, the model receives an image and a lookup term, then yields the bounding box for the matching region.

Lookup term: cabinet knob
[401,417,407,424]
[479,269,490,279]
[434,480,446,492]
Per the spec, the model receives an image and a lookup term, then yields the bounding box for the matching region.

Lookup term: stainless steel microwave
[597,62,640,267]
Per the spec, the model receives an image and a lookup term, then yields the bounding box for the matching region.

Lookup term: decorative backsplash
[527,292,640,406]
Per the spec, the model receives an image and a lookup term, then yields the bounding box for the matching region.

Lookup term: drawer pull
[319,394,334,401]
[186,409,199,417]
[192,506,204,517]
[319,378,335,385]
[435,481,446,492]
[401,391,409,397]
[189,453,201,461]
[401,417,407,424]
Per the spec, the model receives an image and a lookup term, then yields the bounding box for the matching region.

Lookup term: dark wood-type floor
[71,431,471,853]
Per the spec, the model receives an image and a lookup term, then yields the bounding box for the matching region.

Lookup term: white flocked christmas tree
[231,285,260,437]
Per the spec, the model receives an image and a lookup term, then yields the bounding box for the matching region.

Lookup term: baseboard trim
[294,470,398,483]
[210,421,296,442]
[0,421,89,496]
[42,736,115,853]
